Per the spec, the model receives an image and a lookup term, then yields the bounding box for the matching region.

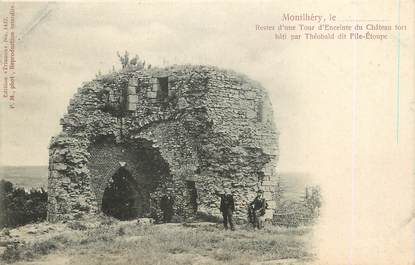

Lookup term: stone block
[54,163,67,171]
[147,91,157,99]
[62,177,71,184]
[129,78,138,87]
[128,86,136,94]
[49,170,60,179]
[152,83,159,92]
[128,94,139,103]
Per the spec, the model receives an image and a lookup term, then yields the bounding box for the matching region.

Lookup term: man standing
[249,190,267,229]
[160,194,174,223]
[220,188,235,230]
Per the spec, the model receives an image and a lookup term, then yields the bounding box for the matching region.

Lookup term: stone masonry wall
[48,65,279,222]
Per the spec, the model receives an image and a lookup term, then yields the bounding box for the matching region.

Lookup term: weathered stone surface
[48,65,279,223]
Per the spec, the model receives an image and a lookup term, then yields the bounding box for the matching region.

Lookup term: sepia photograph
[0,1,413,265]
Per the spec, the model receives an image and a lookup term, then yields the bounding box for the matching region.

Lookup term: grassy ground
[2,221,315,265]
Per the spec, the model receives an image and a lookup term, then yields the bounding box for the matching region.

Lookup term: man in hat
[219,188,235,230]
[249,190,267,229]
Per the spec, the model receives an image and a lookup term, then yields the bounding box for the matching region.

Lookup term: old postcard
[0,1,413,265]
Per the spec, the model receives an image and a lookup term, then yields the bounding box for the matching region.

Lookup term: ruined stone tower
[47,65,279,223]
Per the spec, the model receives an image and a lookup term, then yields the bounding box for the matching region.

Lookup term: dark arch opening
[94,137,172,221]
[101,167,144,220]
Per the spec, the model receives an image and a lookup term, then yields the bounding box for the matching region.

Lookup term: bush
[1,243,22,262]
[1,240,58,263]
[0,180,47,228]
[31,240,57,255]
[273,201,314,227]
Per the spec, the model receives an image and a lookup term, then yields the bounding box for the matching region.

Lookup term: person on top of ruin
[249,190,267,229]
[219,188,235,231]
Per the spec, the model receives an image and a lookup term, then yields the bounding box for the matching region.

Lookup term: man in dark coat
[220,188,235,230]
[160,194,174,223]
[249,190,267,229]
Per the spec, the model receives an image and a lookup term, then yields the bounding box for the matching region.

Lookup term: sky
[0,2,307,171]
[0,1,414,263]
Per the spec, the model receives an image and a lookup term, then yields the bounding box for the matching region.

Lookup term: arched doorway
[89,137,172,220]
[101,167,145,220]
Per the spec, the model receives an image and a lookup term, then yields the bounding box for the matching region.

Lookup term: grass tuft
[1,222,314,264]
